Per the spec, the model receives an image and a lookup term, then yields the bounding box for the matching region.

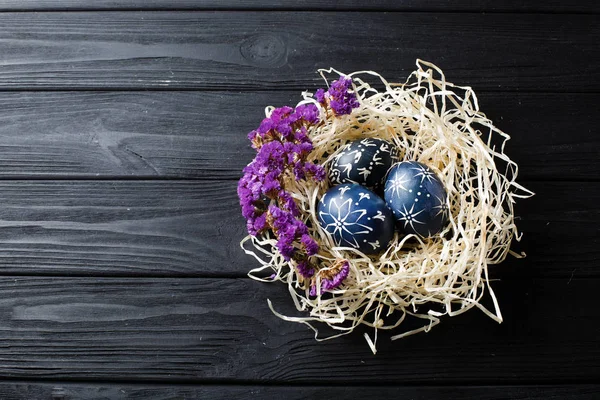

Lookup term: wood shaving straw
[241,60,533,354]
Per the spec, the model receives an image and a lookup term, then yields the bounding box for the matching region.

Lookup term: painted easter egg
[328,138,399,190]
[384,161,449,238]
[318,184,395,254]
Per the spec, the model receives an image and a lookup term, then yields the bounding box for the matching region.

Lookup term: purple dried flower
[304,162,326,181]
[296,103,319,124]
[298,141,313,154]
[315,88,326,103]
[257,119,273,135]
[328,77,359,116]
[248,130,259,142]
[322,261,349,290]
[301,234,319,256]
[293,161,307,181]
[270,106,293,121]
[296,261,315,278]
[278,191,299,216]
[262,179,281,194]
[315,77,360,116]
[266,205,306,261]
[278,243,296,260]
[252,213,268,233]
[276,121,293,139]
[239,78,359,267]
[310,260,350,296]
[295,127,310,143]
[267,205,288,227]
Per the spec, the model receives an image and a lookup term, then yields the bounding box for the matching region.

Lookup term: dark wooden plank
[0,382,598,400]
[483,93,600,181]
[0,180,246,277]
[504,181,599,279]
[0,0,597,12]
[0,180,596,278]
[0,12,596,91]
[0,91,596,180]
[0,276,597,382]
[0,91,261,179]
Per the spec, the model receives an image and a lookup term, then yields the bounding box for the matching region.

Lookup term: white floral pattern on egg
[318,184,395,254]
[384,161,449,238]
[328,138,399,190]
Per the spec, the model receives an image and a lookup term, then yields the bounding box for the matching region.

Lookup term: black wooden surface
[0,277,597,382]
[0,180,596,278]
[0,1,598,12]
[0,92,597,180]
[0,12,597,91]
[0,1,597,399]
[0,383,599,400]
[0,383,598,400]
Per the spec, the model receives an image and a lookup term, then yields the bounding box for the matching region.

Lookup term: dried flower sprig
[316,77,360,116]
[238,77,359,287]
[310,259,350,296]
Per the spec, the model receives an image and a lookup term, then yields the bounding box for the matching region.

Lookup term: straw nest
[241,60,532,354]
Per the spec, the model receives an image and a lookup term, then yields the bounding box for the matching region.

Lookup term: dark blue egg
[318,184,395,254]
[384,161,449,238]
[328,138,399,190]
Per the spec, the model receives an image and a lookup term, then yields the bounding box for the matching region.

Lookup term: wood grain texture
[0,180,247,277]
[0,91,265,179]
[0,276,597,382]
[0,1,597,12]
[0,382,598,400]
[0,12,596,91]
[0,180,596,278]
[0,91,596,180]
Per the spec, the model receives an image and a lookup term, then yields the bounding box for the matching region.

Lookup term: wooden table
[0,1,598,399]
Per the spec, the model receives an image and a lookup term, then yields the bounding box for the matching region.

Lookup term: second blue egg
[384,161,449,238]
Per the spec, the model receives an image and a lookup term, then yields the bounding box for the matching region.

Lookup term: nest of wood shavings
[241,60,533,354]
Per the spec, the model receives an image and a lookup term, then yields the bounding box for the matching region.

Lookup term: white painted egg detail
[328,138,399,190]
[384,161,449,238]
[318,184,395,254]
